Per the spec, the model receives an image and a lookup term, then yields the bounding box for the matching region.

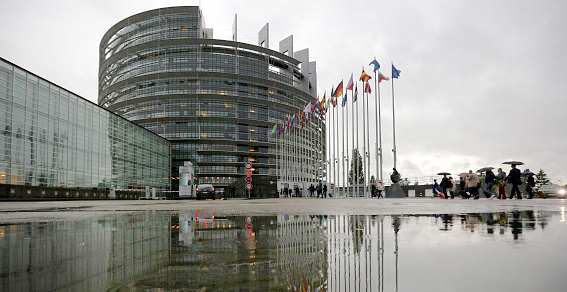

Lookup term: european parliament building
[0,6,322,198]
[99,6,324,194]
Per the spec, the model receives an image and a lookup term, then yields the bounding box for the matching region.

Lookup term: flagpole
[375,71,382,184]
[333,94,337,197]
[345,92,350,197]
[335,93,340,197]
[391,62,398,169]
[356,82,364,196]
[362,78,368,198]
[341,93,345,198]
[365,81,371,198]
[351,88,356,198]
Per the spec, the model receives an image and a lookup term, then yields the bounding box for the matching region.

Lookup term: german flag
[333,81,343,98]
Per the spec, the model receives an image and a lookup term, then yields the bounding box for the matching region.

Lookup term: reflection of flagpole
[391,62,398,169]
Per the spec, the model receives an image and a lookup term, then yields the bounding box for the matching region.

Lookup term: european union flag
[392,64,401,79]
[369,59,380,73]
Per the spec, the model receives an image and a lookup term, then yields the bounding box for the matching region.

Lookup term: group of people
[308,181,328,198]
[371,181,385,198]
[433,164,536,200]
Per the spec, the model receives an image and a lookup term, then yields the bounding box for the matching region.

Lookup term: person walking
[308,184,315,197]
[433,179,442,197]
[377,181,385,198]
[526,174,536,199]
[496,168,507,199]
[322,183,328,198]
[458,176,468,198]
[371,183,377,198]
[483,169,495,199]
[317,180,323,198]
[466,170,481,199]
[506,164,522,199]
[440,175,451,199]
[449,176,456,199]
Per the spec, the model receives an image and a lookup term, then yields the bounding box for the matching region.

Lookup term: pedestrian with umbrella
[522,170,536,199]
[505,162,523,199]
[437,172,451,199]
[477,167,495,199]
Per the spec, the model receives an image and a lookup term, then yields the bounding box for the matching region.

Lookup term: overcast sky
[1,0,566,184]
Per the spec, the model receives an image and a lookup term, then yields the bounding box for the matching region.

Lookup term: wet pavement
[1,198,566,291]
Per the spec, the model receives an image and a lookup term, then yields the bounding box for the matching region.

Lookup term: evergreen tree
[535,169,550,185]
[348,148,364,185]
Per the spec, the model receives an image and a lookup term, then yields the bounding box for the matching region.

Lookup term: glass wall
[0,58,171,193]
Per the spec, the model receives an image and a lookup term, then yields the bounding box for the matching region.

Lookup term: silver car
[538,184,566,198]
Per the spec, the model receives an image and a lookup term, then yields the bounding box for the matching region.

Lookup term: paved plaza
[0,197,564,222]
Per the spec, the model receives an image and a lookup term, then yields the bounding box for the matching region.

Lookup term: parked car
[196,184,215,200]
[538,184,566,198]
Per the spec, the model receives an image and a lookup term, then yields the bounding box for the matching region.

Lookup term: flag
[364,81,372,94]
[271,124,277,134]
[333,81,343,98]
[346,73,354,91]
[304,102,312,114]
[392,64,401,79]
[378,70,390,83]
[321,95,326,108]
[353,85,358,102]
[342,91,348,107]
[359,70,371,82]
[369,59,380,73]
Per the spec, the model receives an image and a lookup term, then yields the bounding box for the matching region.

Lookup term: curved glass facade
[99,6,324,193]
[0,58,171,196]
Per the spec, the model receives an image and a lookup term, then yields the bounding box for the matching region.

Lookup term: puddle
[1,208,566,291]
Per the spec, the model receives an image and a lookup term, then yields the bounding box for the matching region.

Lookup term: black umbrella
[437,172,451,176]
[477,167,494,173]
[503,161,524,165]
[521,171,535,176]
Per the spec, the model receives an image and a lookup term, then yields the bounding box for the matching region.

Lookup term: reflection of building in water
[276,215,328,290]
[0,212,171,291]
[327,215,386,292]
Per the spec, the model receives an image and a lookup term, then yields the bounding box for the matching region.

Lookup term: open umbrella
[521,171,535,176]
[476,167,494,173]
[503,161,524,165]
[458,172,469,177]
[437,172,451,176]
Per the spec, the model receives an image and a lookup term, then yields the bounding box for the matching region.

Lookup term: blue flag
[369,59,380,73]
[353,85,358,103]
[342,92,348,107]
[392,64,401,79]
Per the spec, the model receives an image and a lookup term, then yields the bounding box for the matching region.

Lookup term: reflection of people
[506,164,522,199]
